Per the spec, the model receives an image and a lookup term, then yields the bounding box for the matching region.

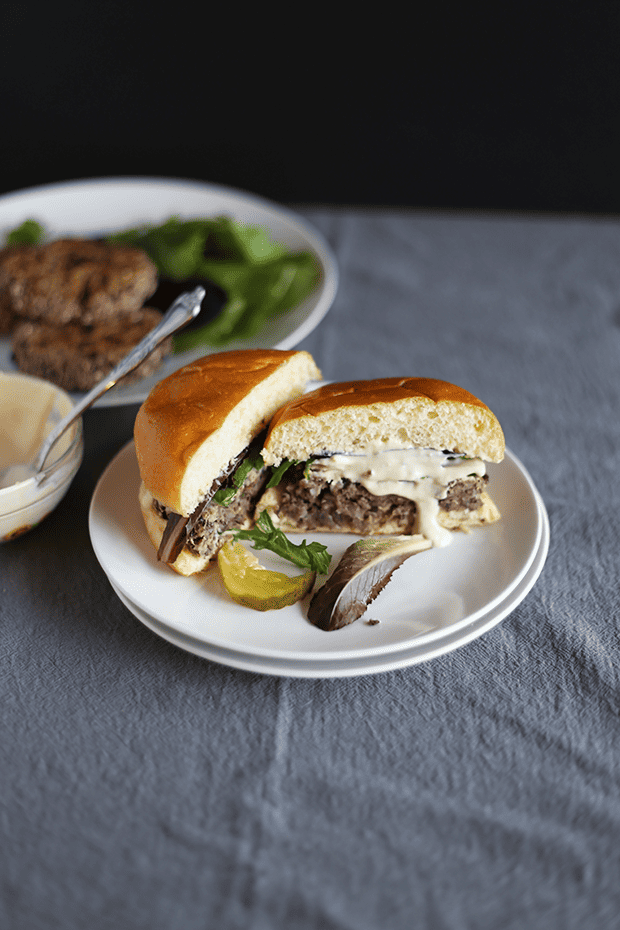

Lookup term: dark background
[3,4,620,214]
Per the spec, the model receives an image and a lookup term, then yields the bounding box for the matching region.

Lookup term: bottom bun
[434,491,501,532]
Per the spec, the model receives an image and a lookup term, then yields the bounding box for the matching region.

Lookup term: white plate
[0,177,338,406]
[89,441,549,677]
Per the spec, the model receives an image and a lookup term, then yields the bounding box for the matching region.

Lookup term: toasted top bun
[134,349,322,516]
[262,377,505,465]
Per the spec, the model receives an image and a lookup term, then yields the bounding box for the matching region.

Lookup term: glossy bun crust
[134,349,321,518]
[262,377,505,465]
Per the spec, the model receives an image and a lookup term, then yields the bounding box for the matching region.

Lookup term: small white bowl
[0,372,83,541]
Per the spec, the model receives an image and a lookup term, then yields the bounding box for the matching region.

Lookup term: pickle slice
[217,539,316,611]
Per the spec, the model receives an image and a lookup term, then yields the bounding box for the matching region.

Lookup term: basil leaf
[235,511,331,574]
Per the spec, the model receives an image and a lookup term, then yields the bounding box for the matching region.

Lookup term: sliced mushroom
[307,535,432,631]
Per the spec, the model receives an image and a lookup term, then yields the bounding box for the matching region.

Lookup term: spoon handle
[35,286,205,477]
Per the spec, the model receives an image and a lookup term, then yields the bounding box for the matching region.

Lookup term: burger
[134,348,321,575]
[257,377,505,548]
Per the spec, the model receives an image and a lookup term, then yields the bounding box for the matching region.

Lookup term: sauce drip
[313,447,486,548]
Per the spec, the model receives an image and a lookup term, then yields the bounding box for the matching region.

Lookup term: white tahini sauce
[0,374,65,488]
[311,446,486,547]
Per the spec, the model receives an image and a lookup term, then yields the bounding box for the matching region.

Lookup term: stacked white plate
[89,442,549,678]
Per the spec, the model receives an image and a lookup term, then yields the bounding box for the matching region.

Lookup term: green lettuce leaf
[108,214,319,352]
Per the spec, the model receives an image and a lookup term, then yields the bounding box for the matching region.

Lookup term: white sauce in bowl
[0,373,75,488]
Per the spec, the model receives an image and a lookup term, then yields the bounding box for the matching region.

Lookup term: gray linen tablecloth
[2,208,619,929]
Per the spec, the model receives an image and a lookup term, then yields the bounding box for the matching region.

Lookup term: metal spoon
[2,286,205,487]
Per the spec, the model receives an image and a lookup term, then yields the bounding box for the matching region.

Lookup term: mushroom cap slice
[308,535,432,631]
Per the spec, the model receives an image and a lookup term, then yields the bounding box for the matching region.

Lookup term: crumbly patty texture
[0,239,158,325]
[11,308,171,392]
[0,302,16,336]
[0,248,19,334]
[258,465,494,536]
[152,465,270,563]
[186,467,269,559]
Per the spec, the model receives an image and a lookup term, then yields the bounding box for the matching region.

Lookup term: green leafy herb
[213,450,265,506]
[6,220,45,246]
[108,215,319,352]
[109,216,220,279]
[266,459,298,489]
[234,511,331,574]
[212,487,238,507]
[173,252,318,351]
